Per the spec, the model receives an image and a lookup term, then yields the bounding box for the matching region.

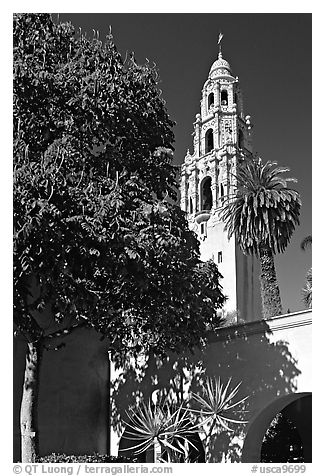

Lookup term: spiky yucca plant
[190,377,248,461]
[122,399,199,462]
[220,157,301,319]
[191,378,248,429]
[122,378,248,463]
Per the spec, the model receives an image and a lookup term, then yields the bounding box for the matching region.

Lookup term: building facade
[13,47,311,464]
[180,48,261,323]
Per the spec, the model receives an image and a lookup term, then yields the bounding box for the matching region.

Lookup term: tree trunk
[153,438,161,462]
[204,421,216,463]
[20,340,43,462]
[258,243,283,319]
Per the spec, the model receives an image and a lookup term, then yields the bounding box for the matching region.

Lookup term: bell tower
[180,41,261,323]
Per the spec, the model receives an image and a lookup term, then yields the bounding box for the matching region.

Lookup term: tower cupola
[209,51,232,77]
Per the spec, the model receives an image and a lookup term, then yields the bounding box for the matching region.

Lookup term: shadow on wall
[112,320,300,462]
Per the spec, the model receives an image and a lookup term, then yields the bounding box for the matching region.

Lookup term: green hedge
[37,453,139,463]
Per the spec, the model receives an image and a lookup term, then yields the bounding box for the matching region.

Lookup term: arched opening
[238,129,244,149]
[189,196,193,214]
[221,90,228,106]
[242,393,312,463]
[234,92,238,104]
[205,129,214,154]
[208,92,214,108]
[201,177,212,211]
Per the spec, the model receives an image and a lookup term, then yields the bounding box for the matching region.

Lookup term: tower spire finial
[218,32,224,57]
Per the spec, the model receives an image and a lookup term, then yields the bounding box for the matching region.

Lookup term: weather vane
[218,32,224,55]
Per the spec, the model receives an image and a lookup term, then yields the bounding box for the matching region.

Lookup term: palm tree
[301,235,312,309]
[301,268,312,309]
[220,157,301,319]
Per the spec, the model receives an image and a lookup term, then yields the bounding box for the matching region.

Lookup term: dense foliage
[37,453,139,463]
[13,14,225,360]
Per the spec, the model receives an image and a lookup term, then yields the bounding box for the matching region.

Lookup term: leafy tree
[300,236,312,309]
[13,14,225,462]
[220,157,301,319]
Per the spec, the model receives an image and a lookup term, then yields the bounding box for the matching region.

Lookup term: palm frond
[219,157,301,256]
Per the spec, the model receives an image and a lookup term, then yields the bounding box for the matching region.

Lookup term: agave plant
[121,398,200,462]
[190,377,248,461]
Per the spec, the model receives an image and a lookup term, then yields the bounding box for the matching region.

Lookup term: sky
[58,13,312,313]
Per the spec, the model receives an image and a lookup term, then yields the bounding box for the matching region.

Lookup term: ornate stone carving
[181,49,251,239]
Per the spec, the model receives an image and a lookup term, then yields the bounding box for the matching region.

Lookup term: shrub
[37,453,139,463]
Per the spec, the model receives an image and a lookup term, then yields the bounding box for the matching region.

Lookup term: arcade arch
[241,393,312,463]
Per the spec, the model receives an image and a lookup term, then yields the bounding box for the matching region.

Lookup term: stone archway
[241,393,312,463]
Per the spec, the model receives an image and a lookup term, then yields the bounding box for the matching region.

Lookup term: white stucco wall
[199,220,261,322]
[200,222,237,315]
[266,310,312,393]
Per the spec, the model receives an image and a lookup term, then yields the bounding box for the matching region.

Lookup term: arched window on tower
[221,90,228,106]
[234,93,238,105]
[189,196,193,214]
[238,129,244,149]
[201,177,212,211]
[208,93,214,109]
[205,129,214,154]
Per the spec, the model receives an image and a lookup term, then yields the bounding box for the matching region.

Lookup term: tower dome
[209,51,232,76]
